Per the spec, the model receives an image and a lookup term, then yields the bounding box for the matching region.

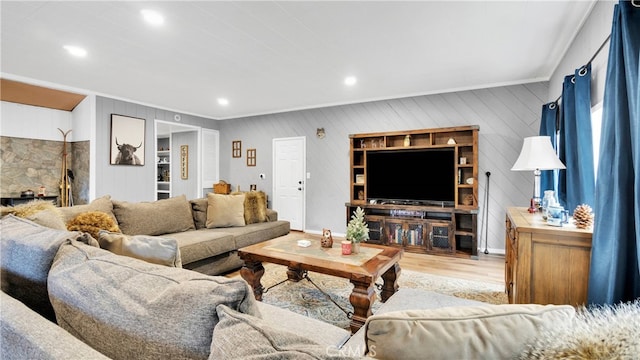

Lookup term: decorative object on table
[213,180,231,194]
[447,138,456,145]
[232,141,242,158]
[358,190,364,200]
[316,128,325,139]
[355,174,364,184]
[180,145,188,180]
[341,240,352,255]
[459,157,467,165]
[346,206,369,254]
[20,190,35,197]
[547,205,569,226]
[403,134,411,147]
[321,228,333,248]
[37,186,46,197]
[465,177,474,185]
[247,149,256,166]
[297,240,311,248]
[541,190,558,221]
[110,114,145,166]
[573,204,594,229]
[58,128,73,207]
[511,136,566,213]
[462,194,474,206]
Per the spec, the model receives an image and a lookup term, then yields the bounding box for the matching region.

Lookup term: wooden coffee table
[238,237,403,333]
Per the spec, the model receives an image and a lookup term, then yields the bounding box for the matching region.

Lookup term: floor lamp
[511,136,566,213]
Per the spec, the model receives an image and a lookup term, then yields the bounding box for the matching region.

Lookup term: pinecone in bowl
[573,204,594,229]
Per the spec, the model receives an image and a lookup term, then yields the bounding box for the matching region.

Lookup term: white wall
[1,101,72,140]
[548,0,616,105]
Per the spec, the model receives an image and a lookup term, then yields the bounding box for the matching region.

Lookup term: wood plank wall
[219,82,549,253]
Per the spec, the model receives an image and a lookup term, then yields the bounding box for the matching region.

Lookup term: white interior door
[273,137,305,231]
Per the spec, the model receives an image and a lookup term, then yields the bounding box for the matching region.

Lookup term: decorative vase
[403,135,411,147]
[352,242,360,254]
[541,190,557,220]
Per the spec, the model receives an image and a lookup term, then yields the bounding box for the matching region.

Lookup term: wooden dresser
[505,207,593,307]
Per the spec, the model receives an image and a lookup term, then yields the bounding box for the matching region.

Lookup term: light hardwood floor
[229,231,505,287]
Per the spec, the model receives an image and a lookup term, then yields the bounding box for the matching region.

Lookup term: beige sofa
[52,193,290,276]
[1,215,638,359]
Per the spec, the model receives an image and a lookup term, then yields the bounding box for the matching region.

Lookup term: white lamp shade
[511,136,566,171]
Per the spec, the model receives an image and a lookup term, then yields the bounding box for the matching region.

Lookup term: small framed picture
[355,174,365,184]
[247,149,256,166]
[232,141,242,158]
[180,145,188,179]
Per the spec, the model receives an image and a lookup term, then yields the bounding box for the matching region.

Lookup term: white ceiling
[1,1,596,120]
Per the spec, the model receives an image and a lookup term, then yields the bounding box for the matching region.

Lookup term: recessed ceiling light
[217,98,229,106]
[141,9,164,26]
[63,45,87,57]
[344,76,357,86]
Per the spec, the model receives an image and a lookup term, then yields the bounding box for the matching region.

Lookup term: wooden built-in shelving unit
[347,126,480,258]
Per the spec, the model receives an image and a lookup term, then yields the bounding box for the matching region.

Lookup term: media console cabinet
[346,126,479,258]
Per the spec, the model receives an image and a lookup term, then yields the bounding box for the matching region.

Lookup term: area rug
[236,264,507,329]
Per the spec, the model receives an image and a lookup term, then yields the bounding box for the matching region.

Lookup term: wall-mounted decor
[247,148,256,166]
[180,145,188,179]
[110,114,145,165]
[316,128,325,139]
[232,140,242,158]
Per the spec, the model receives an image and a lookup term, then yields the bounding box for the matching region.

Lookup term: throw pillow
[206,193,246,228]
[364,304,575,359]
[243,191,269,224]
[190,197,208,229]
[519,300,640,359]
[0,199,66,229]
[56,195,117,224]
[0,215,97,321]
[48,240,261,360]
[66,211,121,240]
[112,195,195,235]
[209,305,353,360]
[98,230,182,267]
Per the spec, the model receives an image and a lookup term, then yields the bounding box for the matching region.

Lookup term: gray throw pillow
[98,230,182,267]
[56,195,117,223]
[112,195,195,235]
[48,240,260,360]
[0,215,96,321]
[190,197,208,229]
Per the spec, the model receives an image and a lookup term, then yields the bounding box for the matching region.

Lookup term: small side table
[1,196,59,207]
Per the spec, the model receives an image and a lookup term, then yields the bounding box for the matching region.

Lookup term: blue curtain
[558,64,595,213]
[539,102,559,194]
[588,0,640,305]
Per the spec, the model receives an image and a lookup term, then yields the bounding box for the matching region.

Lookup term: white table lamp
[511,136,566,213]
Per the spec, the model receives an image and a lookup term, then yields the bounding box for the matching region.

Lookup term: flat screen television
[366,148,455,206]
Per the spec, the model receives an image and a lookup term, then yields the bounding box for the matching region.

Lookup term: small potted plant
[346,207,369,253]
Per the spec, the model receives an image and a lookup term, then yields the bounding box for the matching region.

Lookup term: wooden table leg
[286,267,304,282]
[380,262,401,302]
[349,278,375,334]
[240,260,265,301]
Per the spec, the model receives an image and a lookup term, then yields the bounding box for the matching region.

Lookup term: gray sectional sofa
[52,193,290,276]
[2,203,638,359]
